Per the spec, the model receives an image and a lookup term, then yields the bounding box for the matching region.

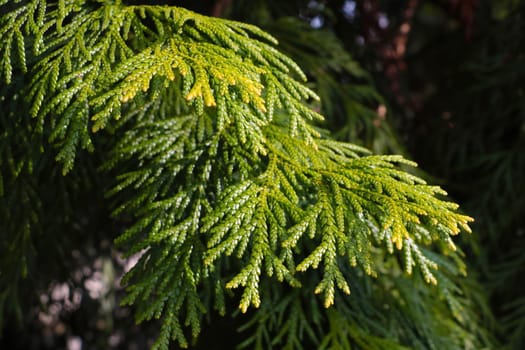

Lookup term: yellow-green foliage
[0,1,482,349]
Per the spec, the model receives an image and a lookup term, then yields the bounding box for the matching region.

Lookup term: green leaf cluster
[0,1,487,348]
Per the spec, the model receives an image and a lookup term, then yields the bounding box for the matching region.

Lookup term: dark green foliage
[406,1,525,347]
[0,1,501,349]
[260,17,402,154]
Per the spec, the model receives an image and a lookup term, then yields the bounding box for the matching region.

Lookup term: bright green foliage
[1,0,321,174]
[0,1,484,348]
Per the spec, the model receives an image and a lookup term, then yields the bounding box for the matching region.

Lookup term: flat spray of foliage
[0,1,486,348]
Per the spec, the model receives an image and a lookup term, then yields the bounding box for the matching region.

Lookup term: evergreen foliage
[262,17,398,152]
[408,1,525,347]
[0,1,498,349]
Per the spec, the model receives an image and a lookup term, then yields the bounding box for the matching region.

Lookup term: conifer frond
[236,287,322,350]
[200,124,472,311]
[0,1,83,83]
[1,2,480,349]
[120,242,206,349]
[107,102,472,347]
[1,1,322,173]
